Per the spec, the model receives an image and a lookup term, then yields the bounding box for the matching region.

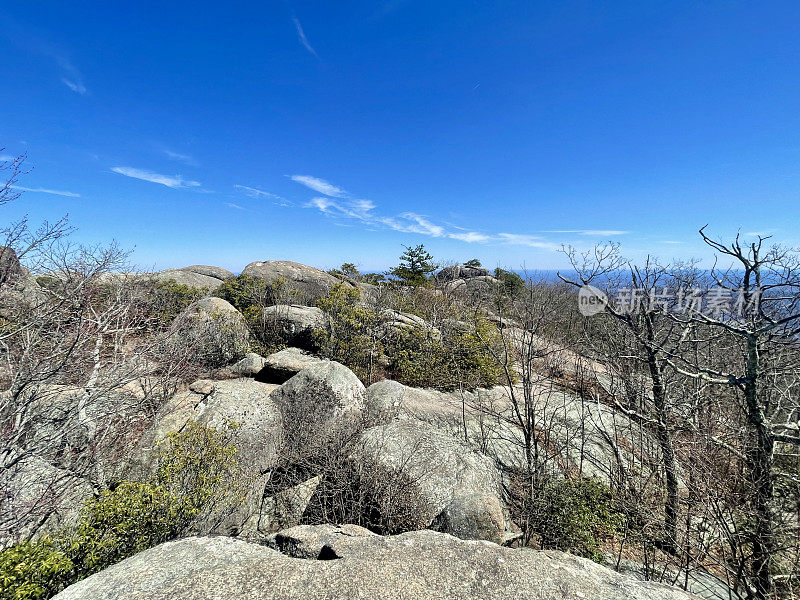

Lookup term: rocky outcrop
[134,378,282,480]
[53,528,700,600]
[255,347,328,384]
[0,456,94,548]
[379,309,441,340]
[242,260,345,300]
[444,275,500,296]
[365,379,406,423]
[232,352,267,377]
[131,378,282,535]
[0,246,24,284]
[156,265,234,290]
[435,264,490,282]
[272,362,365,457]
[170,297,249,366]
[358,419,511,544]
[385,379,659,487]
[434,264,501,298]
[262,304,327,350]
[256,476,321,534]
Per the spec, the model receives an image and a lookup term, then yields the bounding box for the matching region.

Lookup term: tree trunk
[744,335,775,600]
[647,351,680,554]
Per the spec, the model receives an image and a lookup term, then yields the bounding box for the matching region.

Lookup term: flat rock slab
[54,528,700,600]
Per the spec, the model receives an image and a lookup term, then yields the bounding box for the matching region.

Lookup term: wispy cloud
[226,202,246,210]
[292,17,318,58]
[161,148,198,166]
[11,185,80,198]
[290,175,347,197]
[61,77,87,95]
[545,229,629,236]
[448,231,492,243]
[378,213,445,237]
[234,184,294,207]
[0,155,15,162]
[50,54,88,95]
[496,233,561,250]
[299,176,568,250]
[111,166,200,189]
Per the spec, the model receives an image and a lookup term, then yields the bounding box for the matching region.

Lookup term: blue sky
[2,1,800,272]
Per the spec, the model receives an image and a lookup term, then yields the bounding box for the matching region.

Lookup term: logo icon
[578,284,608,316]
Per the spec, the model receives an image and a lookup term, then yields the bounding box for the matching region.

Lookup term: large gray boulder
[156,265,233,290]
[262,304,328,350]
[357,419,512,544]
[444,275,500,296]
[131,378,283,536]
[379,309,441,340]
[0,246,24,285]
[0,456,94,548]
[134,378,282,479]
[435,264,490,282]
[232,352,267,377]
[255,347,328,384]
[241,260,347,300]
[171,297,249,367]
[272,362,365,458]
[53,528,700,600]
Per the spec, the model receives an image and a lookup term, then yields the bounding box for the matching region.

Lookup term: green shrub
[494,268,526,297]
[386,315,504,391]
[0,538,73,600]
[149,280,207,325]
[215,274,268,313]
[530,478,624,562]
[215,274,300,353]
[313,284,384,383]
[0,423,241,600]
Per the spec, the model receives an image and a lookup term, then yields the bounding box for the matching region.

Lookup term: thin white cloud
[235,185,279,199]
[111,166,200,189]
[234,184,294,207]
[303,192,564,250]
[11,185,80,198]
[51,54,88,95]
[448,231,491,243]
[378,213,445,237]
[61,77,87,95]
[293,17,318,58]
[299,176,568,250]
[161,148,198,166]
[290,175,347,197]
[497,233,561,250]
[0,155,15,162]
[545,229,629,236]
[306,197,375,219]
[226,202,245,210]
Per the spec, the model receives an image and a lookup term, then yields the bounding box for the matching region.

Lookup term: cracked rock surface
[53,525,700,600]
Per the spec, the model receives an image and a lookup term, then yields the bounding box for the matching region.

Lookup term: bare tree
[664,228,800,599]
[559,246,685,555]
